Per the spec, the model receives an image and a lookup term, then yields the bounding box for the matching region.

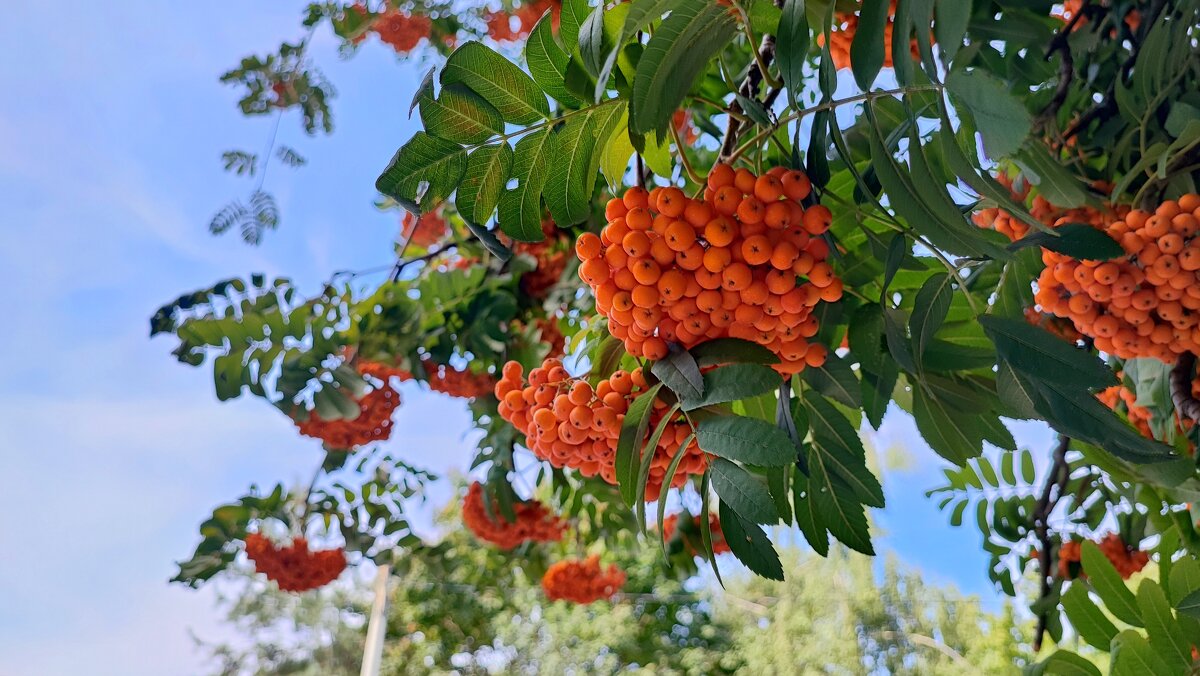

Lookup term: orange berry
[722,263,752,291]
[754,175,785,202]
[782,170,812,201]
[576,232,602,259]
[707,163,735,189]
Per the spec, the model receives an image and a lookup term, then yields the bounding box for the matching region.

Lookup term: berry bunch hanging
[244,532,347,592]
[401,210,449,248]
[495,358,705,501]
[461,482,567,549]
[515,220,570,300]
[541,555,625,604]
[372,8,432,53]
[422,357,496,400]
[484,0,560,42]
[1034,195,1200,361]
[294,366,400,449]
[1057,533,1150,580]
[576,165,840,374]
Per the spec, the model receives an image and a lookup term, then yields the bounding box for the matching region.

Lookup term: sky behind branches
[0,3,1055,674]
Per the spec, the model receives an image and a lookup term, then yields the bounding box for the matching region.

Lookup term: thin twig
[1032,434,1071,653]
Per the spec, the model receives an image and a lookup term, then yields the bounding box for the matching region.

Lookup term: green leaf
[600,111,634,189]
[696,415,797,466]
[595,0,680,98]
[545,100,626,225]
[849,304,887,373]
[937,118,1048,234]
[578,4,607,77]
[456,144,513,225]
[807,455,874,554]
[616,383,663,505]
[802,353,861,409]
[497,129,558,241]
[1061,584,1118,650]
[1111,630,1172,675]
[777,0,810,109]
[1175,588,1200,619]
[1009,223,1125,261]
[1014,144,1088,208]
[375,132,468,211]
[709,457,779,524]
[652,346,705,400]
[719,501,785,580]
[979,315,1115,392]
[867,109,1006,259]
[419,84,503,145]
[442,42,550,124]
[910,272,953,366]
[1080,540,1143,627]
[882,231,907,295]
[992,247,1042,319]
[945,69,1031,159]
[1041,651,1101,676]
[683,364,781,410]
[526,14,583,108]
[792,466,829,555]
[804,391,885,508]
[1136,581,1190,669]
[630,0,738,136]
[912,385,983,466]
[559,0,590,48]
[690,337,779,367]
[861,364,898,429]
[933,0,970,63]
[850,0,890,90]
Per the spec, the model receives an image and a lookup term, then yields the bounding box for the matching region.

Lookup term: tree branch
[718,15,779,161]
[1032,434,1071,652]
[1171,352,1200,424]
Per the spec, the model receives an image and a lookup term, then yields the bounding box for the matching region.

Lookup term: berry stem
[1031,434,1071,653]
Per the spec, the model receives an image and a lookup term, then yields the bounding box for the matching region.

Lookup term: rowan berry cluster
[663,512,730,556]
[294,368,400,449]
[495,358,706,501]
[461,482,568,549]
[576,165,840,374]
[244,533,347,592]
[485,0,559,42]
[402,210,449,248]
[422,357,496,400]
[373,8,432,53]
[1057,533,1150,580]
[821,0,919,71]
[1097,383,1155,440]
[973,174,1121,243]
[515,220,570,299]
[541,555,625,604]
[1034,195,1200,361]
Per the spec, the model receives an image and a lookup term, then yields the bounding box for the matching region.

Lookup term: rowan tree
[160,0,1200,671]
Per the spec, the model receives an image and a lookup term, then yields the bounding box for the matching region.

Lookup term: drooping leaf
[418,84,503,145]
[690,337,780,367]
[652,346,705,400]
[526,14,583,108]
[682,364,781,410]
[615,383,663,505]
[708,457,779,524]
[719,501,785,580]
[1009,222,1125,261]
[630,0,737,136]
[376,132,468,211]
[1060,584,1118,650]
[792,465,829,555]
[910,272,954,366]
[945,69,1031,159]
[497,129,558,241]
[850,0,890,90]
[802,353,862,409]
[545,100,627,225]
[442,42,550,124]
[777,0,810,109]
[1136,580,1190,669]
[1080,540,1143,627]
[696,415,797,467]
[979,315,1115,392]
[456,143,513,225]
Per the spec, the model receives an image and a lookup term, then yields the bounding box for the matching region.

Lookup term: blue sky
[0,3,1057,674]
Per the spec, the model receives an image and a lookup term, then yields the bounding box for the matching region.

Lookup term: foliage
[160,0,1200,670]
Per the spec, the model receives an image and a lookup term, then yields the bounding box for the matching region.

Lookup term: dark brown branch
[1031,434,1071,652]
[718,16,780,161]
[1171,352,1200,424]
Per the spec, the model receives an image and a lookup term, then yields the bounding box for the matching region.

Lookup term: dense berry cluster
[541,555,625,604]
[402,210,449,248]
[485,0,560,41]
[422,357,496,400]
[1034,195,1200,361]
[1097,384,1155,439]
[244,533,347,592]
[1058,533,1150,580]
[663,512,730,556]
[973,174,1123,243]
[821,0,918,71]
[461,482,568,549]
[495,358,705,501]
[294,367,400,449]
[373,8,432,53]
[576,165,840,374]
